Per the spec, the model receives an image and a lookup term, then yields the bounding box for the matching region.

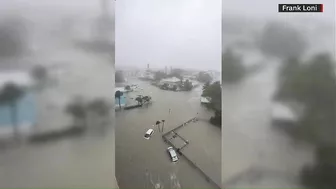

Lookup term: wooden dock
[123,104,142,110]
[162,117,221,189]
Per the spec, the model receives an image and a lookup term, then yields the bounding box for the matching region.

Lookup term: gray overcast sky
[223,0,335,21]
[0,0,114,19]
[116,0,221,71]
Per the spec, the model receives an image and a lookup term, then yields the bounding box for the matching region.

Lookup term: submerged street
[115,78,221,188]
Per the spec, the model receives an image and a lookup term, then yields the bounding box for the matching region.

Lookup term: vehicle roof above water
[168,147,177,155]
[169,150,177,157]
[146,129,153,134]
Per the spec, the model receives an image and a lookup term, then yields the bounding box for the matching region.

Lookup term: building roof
[271,103,298,121]
[0,71,33,88]
[115,87,126,93]
[200,97,211,103]
[161,77,180,83]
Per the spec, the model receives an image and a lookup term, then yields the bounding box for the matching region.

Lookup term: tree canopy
[0,16,28,58]
[169,69,184,80]
[202,81,221,111]
[154,71,167,81]
[0,83,24,105]
[259,22,307,59]
[202,81,221,127]
[222,48,245,83]
[115,71,125,83]
[31,65,48,82]
[276,53,336,145]
[197,71,212,83]
[183,79,193,91]
[275,53,336,188]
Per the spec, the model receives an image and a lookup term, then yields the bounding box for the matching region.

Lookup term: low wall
[162,117,221,189]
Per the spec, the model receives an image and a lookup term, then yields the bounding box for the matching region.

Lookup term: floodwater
[220,20,335,187]
[0,43,117,188]
[115,78,221,188]
[221,60,314,188]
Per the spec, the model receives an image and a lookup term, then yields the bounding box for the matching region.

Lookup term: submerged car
[167,147,178,162]
[144,129,154,139]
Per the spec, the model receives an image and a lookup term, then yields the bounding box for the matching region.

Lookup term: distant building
[160,77,181,85]
[139,70,154,80]
[271,102,301,129]
[200,97,211,104]
[0,71,36,139]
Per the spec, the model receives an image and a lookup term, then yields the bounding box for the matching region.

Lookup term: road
[115,79,221,188]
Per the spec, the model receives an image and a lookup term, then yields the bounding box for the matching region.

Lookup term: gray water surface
[116,78,221,188]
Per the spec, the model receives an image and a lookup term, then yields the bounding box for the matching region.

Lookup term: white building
[0,71,36,139]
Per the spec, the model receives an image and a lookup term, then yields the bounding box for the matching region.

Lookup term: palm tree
[155,120,161,132]
[88,98,111,125]
[30,65,48,88]
[135,96,143,105]
[115,90,123,109]
[65,99,87,128]
[125,85,131,91]
[88,98,111,116]
[142,96,152,104]
[161,120,165,132]
[0,83,24,140]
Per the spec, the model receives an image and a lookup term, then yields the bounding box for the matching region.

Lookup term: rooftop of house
[115,87,127,93]
[271,103,298,121]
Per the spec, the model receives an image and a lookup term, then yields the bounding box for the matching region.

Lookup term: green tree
[202,81,222,127]
[202,82,210,93]
[142,96,152,104]
[0,16,28,58]
[0,83,24,140]
[135,96,143,105]
[259,22,307,59]
[197,72,212,83]
[115,90,123,109]
[222,48,245,83]
[31,65,48,87]
[125,85,131,91]
[275,53,336,188]
[169,69,184,80]
[202,81,221,111]
[183,79,193,91]
[278,56,301,85]
[87,98,111,125]
[154,71,167,81]
[210,110,221,127]
[115,71,125,83]
[88,98,111,117]
[65,99,88,128]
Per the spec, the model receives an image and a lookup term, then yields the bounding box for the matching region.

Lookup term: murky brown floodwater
[0,44,117,188]
[221,60,314,188]
[116,78,221,188]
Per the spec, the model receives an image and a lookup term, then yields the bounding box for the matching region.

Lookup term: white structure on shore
[0,71,36,139]
[200,97,211,104]
[160,77,181,84]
